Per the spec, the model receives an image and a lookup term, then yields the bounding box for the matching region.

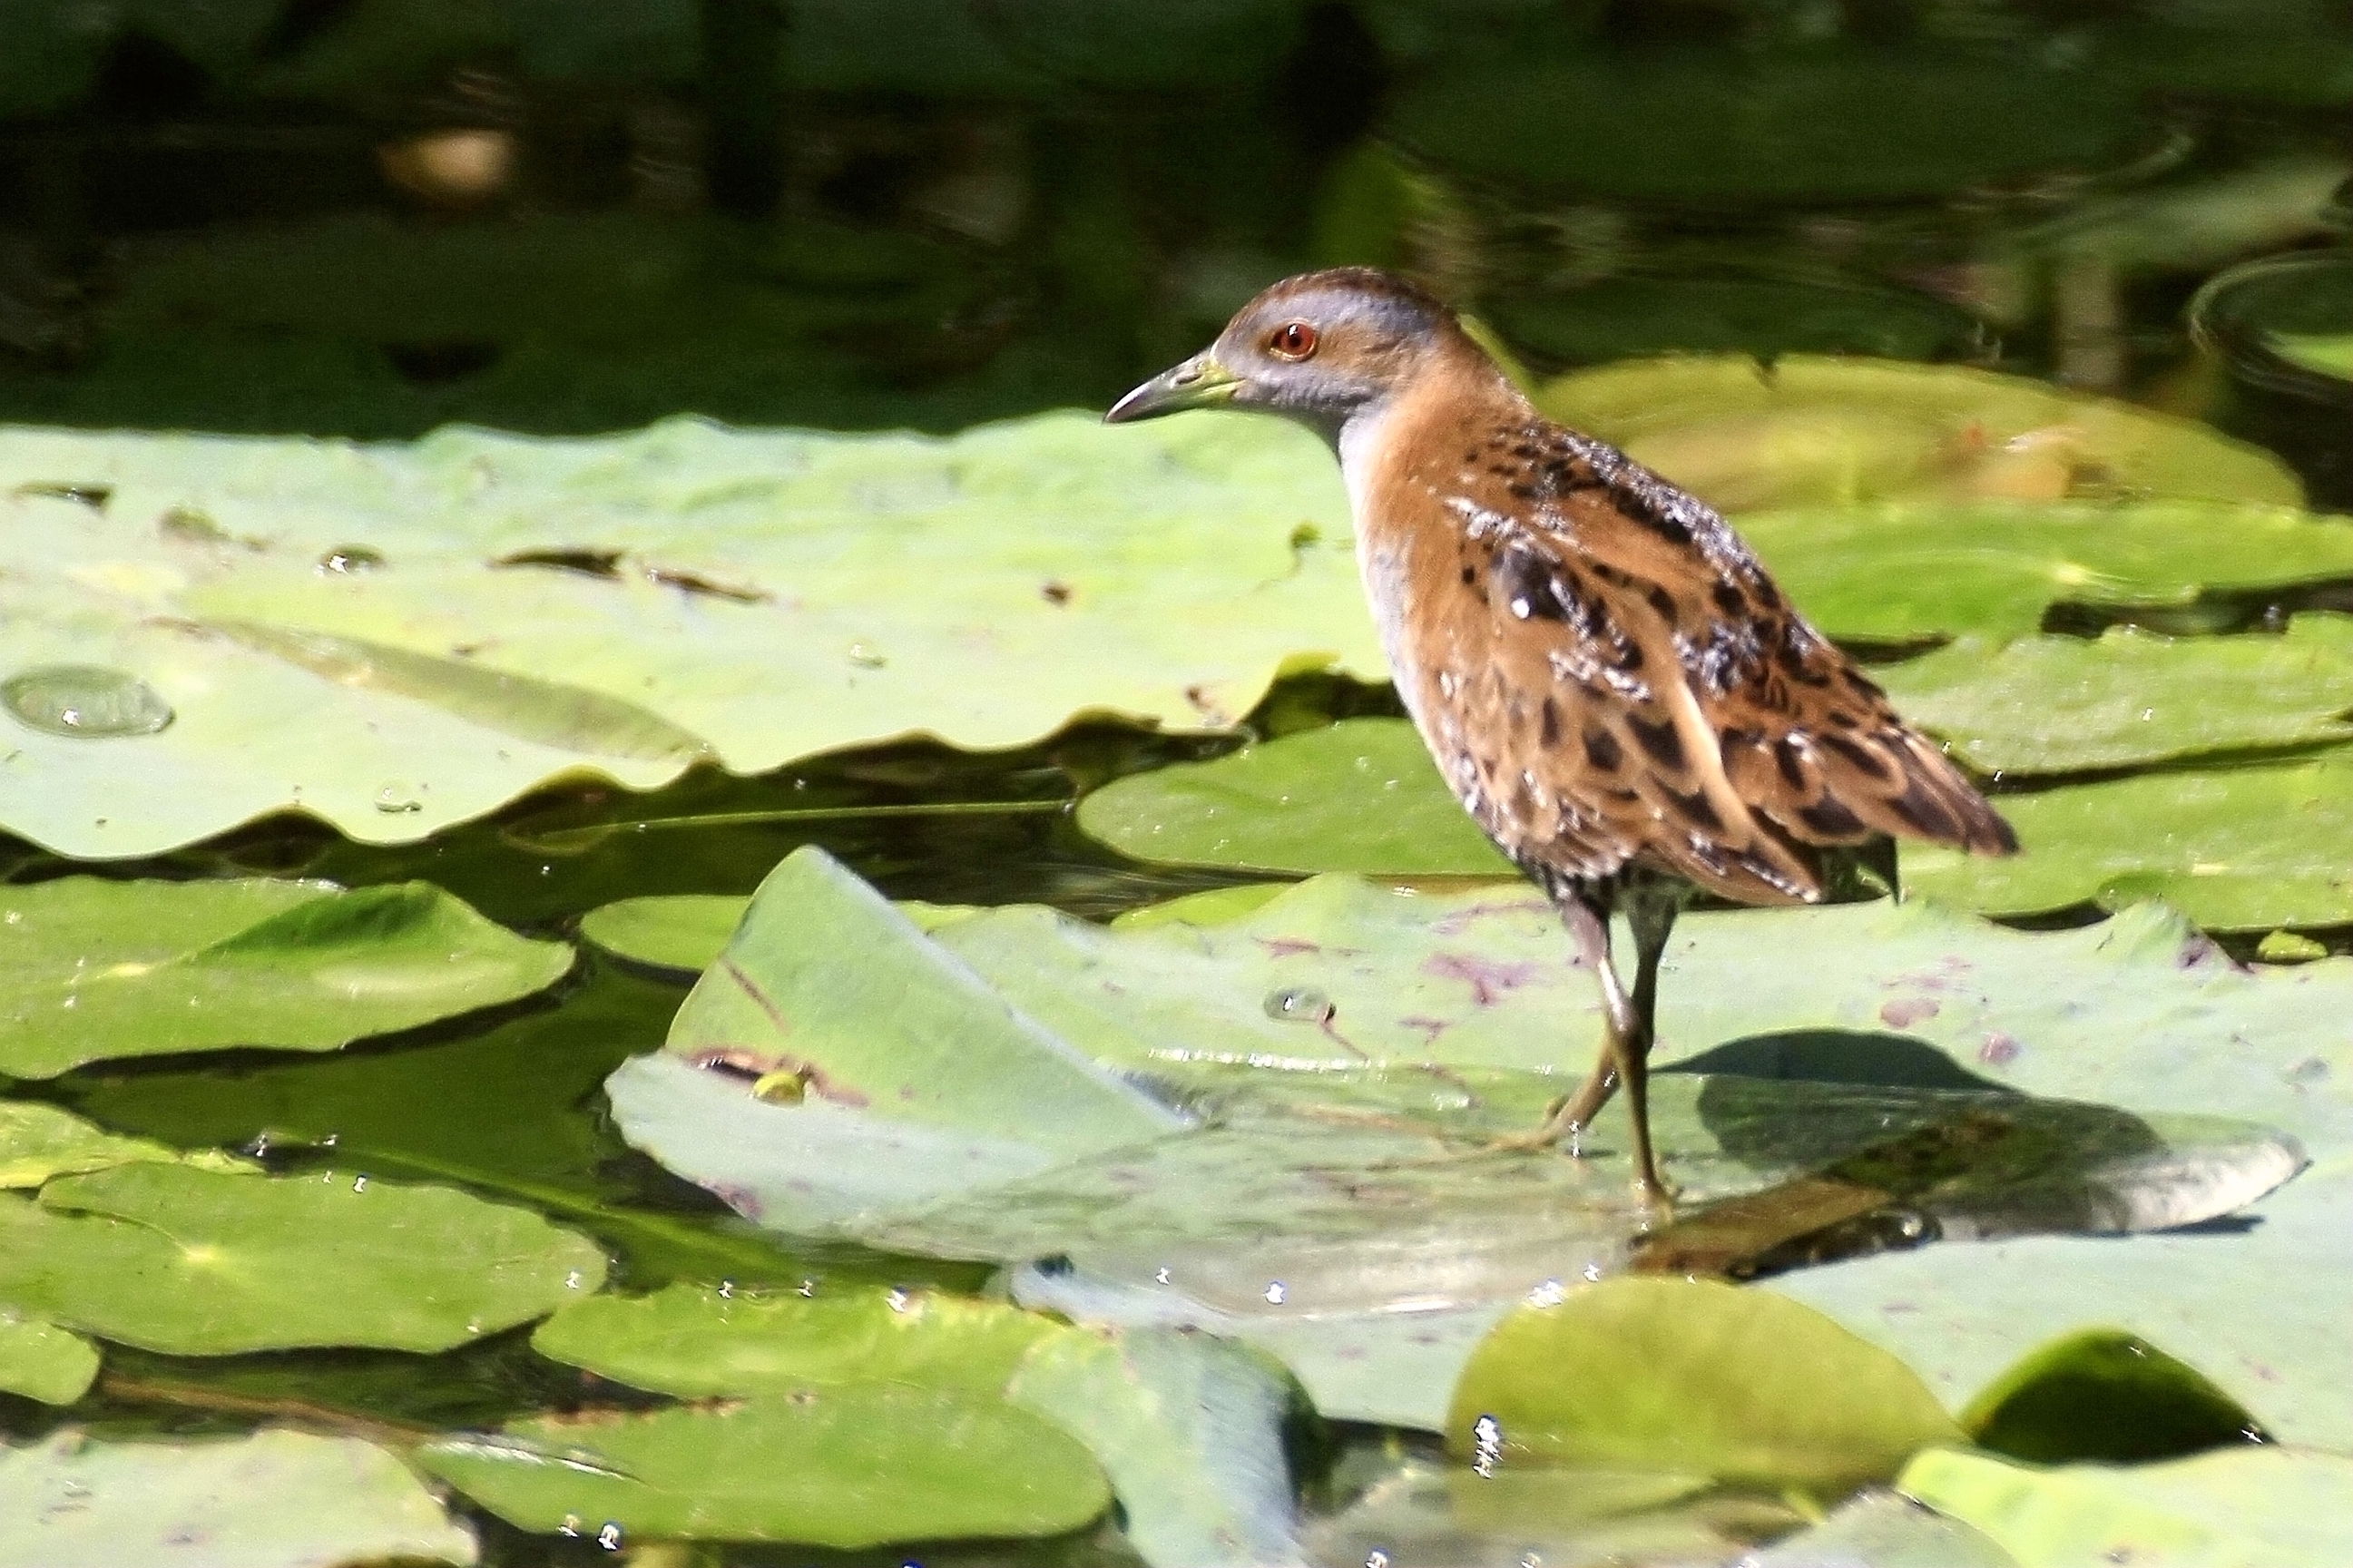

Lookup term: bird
[1105,266,2018,1198]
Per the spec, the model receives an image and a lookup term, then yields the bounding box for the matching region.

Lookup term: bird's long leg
[1617,876,1686,1199]
[1491,887,1639,1159]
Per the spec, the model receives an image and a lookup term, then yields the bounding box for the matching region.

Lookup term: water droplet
[1582,1262,1602,1283]
[596,1522,623,1552]
[799,1278,817,1298]
[886,1288,911,1313]
[319,545,385,574]
[558,1514,583,1537]
[245,1133,271,1158]
[60,995,75,1010]
[1154,1266,1172,1286]
[718,1279,735,1298]
[1527,1278,1566,1308]
[321,1133,338,1148]
[373,782,424,814]
[1472,1413,1504,1478]
[3,665,173,738]
[847,641,887,668]
[564,1269,583,1289]
[1367,1553,1392,1568]
[351,1175,368,1192]
[1263,1281,1287,1306]
[1262,986,1333,1024]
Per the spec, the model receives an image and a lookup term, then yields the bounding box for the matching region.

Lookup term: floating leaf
[0,1428,478,1568]
[1535,355,2300,512]
[0,411,1377,858]
[1873,618,2353,774]
[1898,1446,2353,1568]
[419,1389,1109,1549]
[1962,1328,2265,1465]
[1009,1328,1305,1568]
[1,1101,251,1189]
[577,894,750,975]
[0,1317,98,1406]
[1903,751,2353,929]
[1448,1279,1961,1491]
[0,877,574,1078]
[0,1164,607,1355]
[1076,719,1507,877]
[611,857,2329,1441]
[533,1282,1064,1400]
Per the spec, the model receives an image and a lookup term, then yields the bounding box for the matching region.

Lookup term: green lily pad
[420,1388,1110,1549]
[1903,750,2353,929]
[2273,334,2353,382]
[1076,719,1508,877]
[1,1101,252,1188]
[0,411,1377,859]
[1449,1279,1962,1492]
[1962,1328,2264,1465]
[577,895,751,975]
[1386,51,2154,206]
[1898,1446,2353,1568]
[1750,1489,2019,1568]
[0,1163,607,1355]
[1535,354,2301,513]
[1738,501,2353,642]
[0,877,573,1078]
[1872,618,2353,774]
[0,1317,98,1406]
[533,1282,1065,1400]
[0,1428,478,1568]
[611,853,2333,1442]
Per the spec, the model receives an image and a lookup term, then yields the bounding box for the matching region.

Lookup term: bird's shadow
[1662,1027,2009,1093]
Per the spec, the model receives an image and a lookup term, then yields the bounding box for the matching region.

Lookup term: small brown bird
[1108,268,2018,1195]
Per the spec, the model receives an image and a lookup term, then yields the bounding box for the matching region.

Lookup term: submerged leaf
[1447,1279,1962,1491]
[577,894,750,975]
[0,877,573,1078]
[0,1317,98,1406]
[0,1164,607,1355]
[1962,1328,2265,1465]
[0,1428,478,1568]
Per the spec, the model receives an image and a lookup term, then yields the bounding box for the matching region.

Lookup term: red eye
[1267,320,1319,360]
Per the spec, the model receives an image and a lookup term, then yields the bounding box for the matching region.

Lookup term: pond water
[2,5,2350,1565]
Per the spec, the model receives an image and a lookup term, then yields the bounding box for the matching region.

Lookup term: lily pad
[1,1101,251,1189]
[1961,1328,2264,1465]
[1898,1446,2353,1568]
[0,1317,98,1406]
[610,853,2336,1442]
[1448,1279,1962,1492]
[1534,355,2302,513]
[1872,618,2353,774]
[0,1427,478,1568]
[1076,719,1508,877]
[532,1282,1064,1400]
[576,894,751,975]
[0,1163,607,1355]
[0,877,573,1078]
[419,1389,1110,1549]
[1750,1489,2019,1568]
[0,411,1377,858]
[1902,750,2353,929]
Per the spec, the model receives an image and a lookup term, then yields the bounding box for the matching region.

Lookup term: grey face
[1105,273,1449,443]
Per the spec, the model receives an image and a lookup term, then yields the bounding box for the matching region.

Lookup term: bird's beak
[1103,353,1243,424]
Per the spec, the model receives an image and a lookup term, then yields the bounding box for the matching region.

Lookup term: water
[0,5,2348,1562]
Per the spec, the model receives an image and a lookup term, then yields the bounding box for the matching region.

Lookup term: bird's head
[1105,267,1472,445]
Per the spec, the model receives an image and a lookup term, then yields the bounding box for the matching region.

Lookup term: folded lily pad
[1873,618,2353,774]
[1898,1446,2353,1568]
[0,1317,98,1406]
[1903,751,2353,929]
[1076,718,1506,877]
[0,877,573,1078]
[1534,355,2301,513]
[0,1163,607,1355]
[0,1428,479,1568]
[1448,1279,1963,1492]
[1,1102,251,1188]
[0,411,1375,858]
[1960,1328,2265,1465]
[610,852,2333,1441]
